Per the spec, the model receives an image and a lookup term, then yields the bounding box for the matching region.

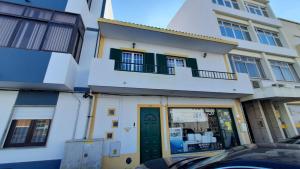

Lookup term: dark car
[278,135,300,144]
[136,144,300,169]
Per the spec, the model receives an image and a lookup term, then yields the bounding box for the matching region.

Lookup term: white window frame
[218,20,251,41]
[212,0,239,9]
[270,60,298,82]
[121,52,144,72]
[232,55,264,79]
[245,2,269,17]
[255,28,283,47]
[167,57,185,75]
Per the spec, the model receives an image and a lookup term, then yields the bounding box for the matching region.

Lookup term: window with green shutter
[156,54,168,74]
[109,48,122,70]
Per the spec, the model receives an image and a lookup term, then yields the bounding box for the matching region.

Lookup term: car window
[215,167,270,169]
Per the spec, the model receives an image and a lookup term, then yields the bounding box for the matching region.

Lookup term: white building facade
[87,18,254,169]
[168,0,300,144]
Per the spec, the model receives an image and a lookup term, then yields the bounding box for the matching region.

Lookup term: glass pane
[167,58,175,75]
[133,53,143,72]
[255,8,262,16]
[272,66,285,81]
[10,120,31,144]
[217,0,224,6]
[266,34,276,46]
[169,108,223,154]
[282,67,294,81]
[42,24,73,52]
[249,7,256,14]
[275,38,283,47]
[217,109,239,149]
[257,31,268,45]
[234,29,243,40]
[224,0,232,8]
[232,1,239,9]
[176,59,185,67]
[12,21,47,50]
[225,27,235,38]
[0,16,19,47]
[235,61,247,73]
[121,52,132,71]
[242,31,251,41]
[53,13,77,24]
[31,120,50,143]
[0,2,24,15]
[246,62,260,78]
[24,8,52,20]
[219,25,226,36]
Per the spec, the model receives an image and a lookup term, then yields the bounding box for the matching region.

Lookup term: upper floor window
[218,20,251,41]
[121,52,144,72]
[270,60,299,82]
[212,0,239,10]
[255,28,283,47]
[230,55,265,79]
[167,57,185,75]
[245,2,269,17]
[0,2,85,63]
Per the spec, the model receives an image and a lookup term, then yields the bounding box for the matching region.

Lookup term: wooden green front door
[140,108,162,163]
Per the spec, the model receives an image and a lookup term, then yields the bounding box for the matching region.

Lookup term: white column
[248,20,259,42]
[277,102,299,137]
[260,53,276,81]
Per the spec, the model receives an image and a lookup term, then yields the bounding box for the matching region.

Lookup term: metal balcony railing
[114,62,175,75]
[192,69,237,80]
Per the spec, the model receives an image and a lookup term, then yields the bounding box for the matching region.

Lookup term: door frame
[137,104,165,164]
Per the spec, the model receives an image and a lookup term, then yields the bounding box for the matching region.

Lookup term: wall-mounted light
[132,43,136,49]
[203,52,207,58]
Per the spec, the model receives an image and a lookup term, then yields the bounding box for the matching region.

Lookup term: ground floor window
[4,119,51,147]
[168,108,239,154]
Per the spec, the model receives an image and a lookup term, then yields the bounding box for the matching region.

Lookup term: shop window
[168,108,239,154]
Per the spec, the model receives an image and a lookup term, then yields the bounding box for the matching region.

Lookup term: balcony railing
[192,69,237,80]
[114,62,175,75]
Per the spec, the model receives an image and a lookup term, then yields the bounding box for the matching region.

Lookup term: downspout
[71,93,82,139]
[84,93,93,139]
[86,94,99,140]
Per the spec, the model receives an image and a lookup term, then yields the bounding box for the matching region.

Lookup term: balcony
[241,79,300,102]
[88,59,253,99]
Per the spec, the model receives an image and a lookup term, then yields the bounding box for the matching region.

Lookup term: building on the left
[0,0,112,168]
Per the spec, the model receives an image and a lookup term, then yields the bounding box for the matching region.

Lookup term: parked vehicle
[136,144,300,169]
[278,135,300,144]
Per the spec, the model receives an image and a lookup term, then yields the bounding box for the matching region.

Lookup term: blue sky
[112,0,300,28]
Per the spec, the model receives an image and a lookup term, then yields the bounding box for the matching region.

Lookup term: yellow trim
[97,36,105,58]
[224,54,231,72]
[102,153,139,169]
[296,123,300,128]
[164,52,188,58]
[120,47,146,53]
[88,94,99,140]
[281,124,288,129]
[98,18,238,46]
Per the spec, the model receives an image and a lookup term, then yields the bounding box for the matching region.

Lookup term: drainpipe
[86,94,99,140]
[84,93,93,139]
[71,93,82,140]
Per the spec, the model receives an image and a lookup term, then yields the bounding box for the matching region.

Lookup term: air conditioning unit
[251,80,261,88]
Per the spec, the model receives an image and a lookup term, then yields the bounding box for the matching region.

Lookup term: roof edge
[98,18,238,46]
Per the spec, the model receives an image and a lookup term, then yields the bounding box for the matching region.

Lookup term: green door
[140,108,162,163]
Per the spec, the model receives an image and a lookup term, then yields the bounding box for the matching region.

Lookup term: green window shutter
[186,58,199,77]
[110,48,122,70]
[156,54,168,74]
[144,53,155,73]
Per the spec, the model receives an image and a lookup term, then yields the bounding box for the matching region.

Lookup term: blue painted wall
[2,0,68,11]
[15,91,59,106]
[0,160,61,169]
[0,48,51,83]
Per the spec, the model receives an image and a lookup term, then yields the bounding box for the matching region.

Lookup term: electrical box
[60,139,104,169]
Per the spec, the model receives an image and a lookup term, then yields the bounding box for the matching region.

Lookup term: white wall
[0,92,90,164]
[93,94,250,156]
